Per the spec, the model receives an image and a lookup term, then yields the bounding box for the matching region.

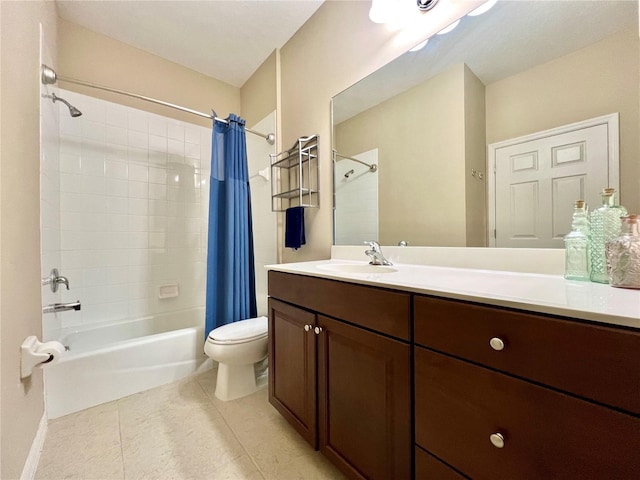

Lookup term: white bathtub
[44,308,213,419]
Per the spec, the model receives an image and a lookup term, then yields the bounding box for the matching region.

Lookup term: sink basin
[317,263,398,274]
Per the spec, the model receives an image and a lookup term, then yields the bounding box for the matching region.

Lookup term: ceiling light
[467,0,497,17]
[436,19,460,35]
[409,38,429,52]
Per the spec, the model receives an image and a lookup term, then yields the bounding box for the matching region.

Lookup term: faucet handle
[42,268,70,293]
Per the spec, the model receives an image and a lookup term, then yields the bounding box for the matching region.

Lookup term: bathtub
[44,308,213,419]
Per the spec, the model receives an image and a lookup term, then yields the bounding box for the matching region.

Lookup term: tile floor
[36,369,346,479]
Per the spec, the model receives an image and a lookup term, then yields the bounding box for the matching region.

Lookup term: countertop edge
[266,261,640,330]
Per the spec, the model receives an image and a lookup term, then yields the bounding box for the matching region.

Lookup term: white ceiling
[56,0,325,88]
[334,0,638,124]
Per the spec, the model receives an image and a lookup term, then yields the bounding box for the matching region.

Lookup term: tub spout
[43,301,81,314]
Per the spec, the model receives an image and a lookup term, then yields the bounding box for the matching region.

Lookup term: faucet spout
[43,301,81,314]
[364,241,393,266]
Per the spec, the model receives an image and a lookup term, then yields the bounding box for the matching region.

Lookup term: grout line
[194,372,267,479]
[116,402,126,480]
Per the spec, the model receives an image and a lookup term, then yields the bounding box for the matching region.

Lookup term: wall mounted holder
[21,336,65,379]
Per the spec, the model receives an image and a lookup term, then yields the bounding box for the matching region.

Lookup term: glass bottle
[605,215,640,289]
[564,200,590,281]
[589,188,627,283]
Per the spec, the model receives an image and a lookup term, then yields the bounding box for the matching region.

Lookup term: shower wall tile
[53,91,274,333]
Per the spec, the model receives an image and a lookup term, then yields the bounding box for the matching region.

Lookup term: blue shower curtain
[205,114,257,336]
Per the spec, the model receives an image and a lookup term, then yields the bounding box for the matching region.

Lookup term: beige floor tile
[37,372,345,480]
[119,400,246,479]
[35,402,124,480]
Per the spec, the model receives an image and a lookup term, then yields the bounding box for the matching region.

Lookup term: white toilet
[204,316,268,401]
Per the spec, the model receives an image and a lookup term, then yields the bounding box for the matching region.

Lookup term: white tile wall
[42,90,276,336]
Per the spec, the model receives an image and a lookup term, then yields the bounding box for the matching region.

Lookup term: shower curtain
[205,114,257,335]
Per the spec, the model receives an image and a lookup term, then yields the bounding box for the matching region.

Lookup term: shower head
[50,93,82,117]
[344,169,355,178]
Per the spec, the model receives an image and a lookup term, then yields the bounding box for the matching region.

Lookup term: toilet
[204,316,268,401]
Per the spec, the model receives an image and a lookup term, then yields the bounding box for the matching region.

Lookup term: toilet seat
[207,316,268,345]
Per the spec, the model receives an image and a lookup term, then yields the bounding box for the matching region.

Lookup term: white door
[489,114,619,248]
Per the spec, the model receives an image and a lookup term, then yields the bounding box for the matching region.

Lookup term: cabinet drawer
[415,347,640,480]
[415,446,467,480]
[268,271,411,340]
[414,295,640,414]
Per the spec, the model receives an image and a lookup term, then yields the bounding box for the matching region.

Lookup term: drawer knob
[490,432,505,448]
[490,337,505,351]
[304,324,312,332]
[314,326,323,335]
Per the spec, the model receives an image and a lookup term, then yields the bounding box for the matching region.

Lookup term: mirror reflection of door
[488,114,618,248]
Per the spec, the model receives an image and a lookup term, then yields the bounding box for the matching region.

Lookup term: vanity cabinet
[268,271,411,480]
[414,295,640,480]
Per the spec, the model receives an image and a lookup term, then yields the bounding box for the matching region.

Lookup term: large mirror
[332,0,639,248]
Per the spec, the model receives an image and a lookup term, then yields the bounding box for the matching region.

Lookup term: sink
[317,263,398,274]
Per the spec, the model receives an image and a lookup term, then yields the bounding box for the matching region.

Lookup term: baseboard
[20,414,47,480]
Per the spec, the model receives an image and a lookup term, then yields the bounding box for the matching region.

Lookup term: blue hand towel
[285,206,306,250]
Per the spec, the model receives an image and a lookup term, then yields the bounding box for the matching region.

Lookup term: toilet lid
[208,316,268,344]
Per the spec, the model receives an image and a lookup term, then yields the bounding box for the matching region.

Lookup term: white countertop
[267,259,640,330]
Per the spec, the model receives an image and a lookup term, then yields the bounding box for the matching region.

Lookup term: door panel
[268,298,317,448]
[317,315,411,480]
[493,122,610,247]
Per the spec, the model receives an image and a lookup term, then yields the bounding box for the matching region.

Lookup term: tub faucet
[43,301,81,314]
[364,241,393,266]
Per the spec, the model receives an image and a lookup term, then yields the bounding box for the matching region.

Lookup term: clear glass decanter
[606,215,640,289]
[564,200,590,281]
[589,188,627,283]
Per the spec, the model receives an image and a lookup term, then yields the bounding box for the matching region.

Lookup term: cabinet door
[268,298,317,448]
[317,315,411,480]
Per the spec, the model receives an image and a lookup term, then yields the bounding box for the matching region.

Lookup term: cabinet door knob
[304,324,312,332]
[490,432,505,448]
[314,326,323,335]
[489,337,505,351]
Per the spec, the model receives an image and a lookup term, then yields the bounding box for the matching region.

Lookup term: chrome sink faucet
[364,241,393,266]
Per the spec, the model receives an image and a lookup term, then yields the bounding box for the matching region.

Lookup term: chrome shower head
[50,93,82,117]
[344,169,355,178]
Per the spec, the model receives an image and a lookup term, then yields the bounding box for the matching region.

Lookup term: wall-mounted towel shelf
[270,135,319,212]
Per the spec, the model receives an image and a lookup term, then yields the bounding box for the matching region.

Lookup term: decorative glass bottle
[589,188,627,283]
[564,200,590,281]
[605,215,640,289]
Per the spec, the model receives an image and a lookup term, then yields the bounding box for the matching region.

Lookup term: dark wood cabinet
[317,315,411,480]
[268,269,639,480]
[414,294,640,480]
[268,298,317,447]
[268,271,411,480]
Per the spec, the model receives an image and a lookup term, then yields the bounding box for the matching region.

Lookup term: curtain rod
[333,149,378,172]
[41,64,275,145]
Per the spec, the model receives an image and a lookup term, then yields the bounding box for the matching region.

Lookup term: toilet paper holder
[21,336,64,379]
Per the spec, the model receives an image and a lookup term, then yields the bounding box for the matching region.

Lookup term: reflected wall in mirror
[332,0,639,248]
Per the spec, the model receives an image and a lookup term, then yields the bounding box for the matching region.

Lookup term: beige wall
[1,1,57,478]
[279,0,483,261]
[335,64,469,246]
[58,19,241,128]
[464,65,487,246]
[241,50,277,129]
[486,27,640,214]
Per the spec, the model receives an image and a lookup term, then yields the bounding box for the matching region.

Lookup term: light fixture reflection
[468,0,497,17]
[436,19,460,35]
[409,38,429,52]
[369,0,390,24]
